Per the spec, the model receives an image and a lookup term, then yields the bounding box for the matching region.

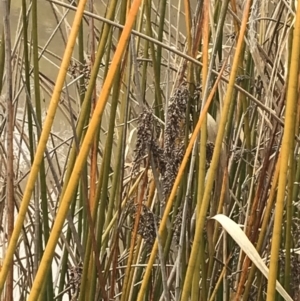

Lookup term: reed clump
[0,1,298,301]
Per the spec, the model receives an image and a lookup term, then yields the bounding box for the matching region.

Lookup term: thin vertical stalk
[88,43,124,301]
[176,143,197,301]
[31,1,53,299]
[2,0,13,300]
[144,0,162,112]
[284,24,298,297]
[76,2,118,295]
[77,15,86,250]
[284,146,294,294]
[78,18,85,104]
[154,0,167,118]
[192,0,209,299]
[84,2,100,299]
[21,0,34,169]
[106,49,131,301]
[77,145,106,301]
[183,0,192,54]
[21,8,36,295]
[0,29,5,93]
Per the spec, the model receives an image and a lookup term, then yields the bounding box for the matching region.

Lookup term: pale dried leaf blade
[212,214,293,301]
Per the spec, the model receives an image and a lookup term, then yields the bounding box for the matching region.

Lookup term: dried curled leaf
[212,214,293,301]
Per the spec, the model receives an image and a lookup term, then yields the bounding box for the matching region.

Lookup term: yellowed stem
[266,6,300,300]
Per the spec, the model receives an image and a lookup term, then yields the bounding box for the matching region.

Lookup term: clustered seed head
[164,84,189,158]
[162,145,185,201]
[151,140,166,174]
[227,245,241,291]
[277,250,300,300]
[67,263,83,300]
[69,59,91,93]
[173,206,183,245]
[292,260,300,300]
[133,107,154,173]
[129,83,215,250]
[172,197,192,246]
[206,141,215,169]
[163,84,189,200]
[231,147,243,162]
[128,202,158,248]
